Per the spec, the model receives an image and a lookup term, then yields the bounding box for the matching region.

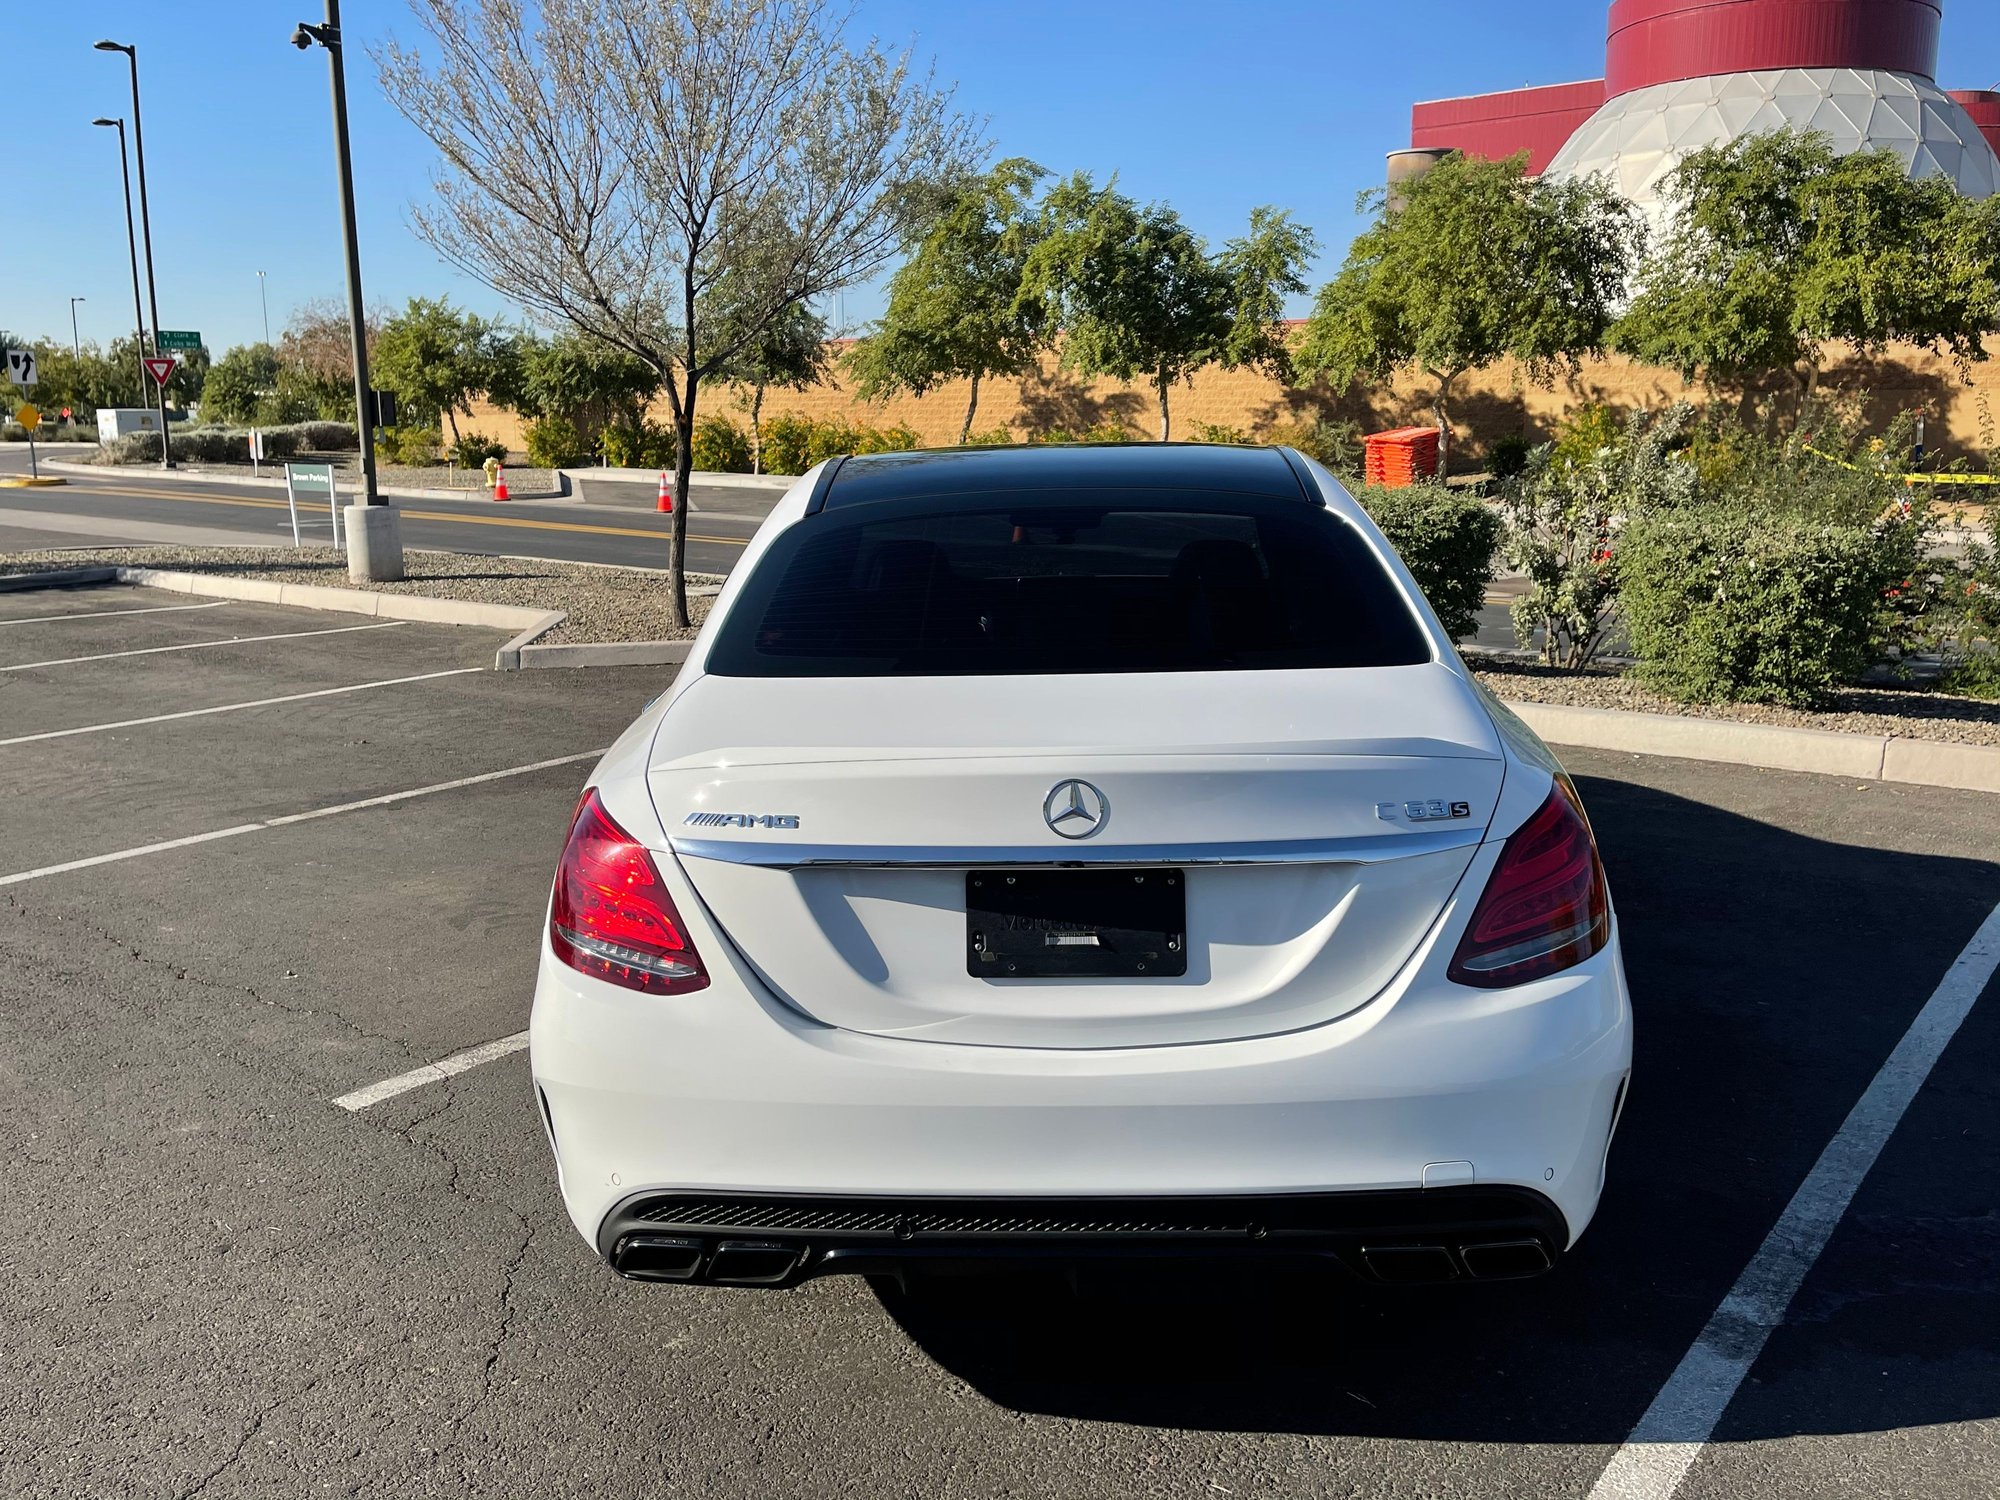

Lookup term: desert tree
[1296,152,1633,477]
[1616,128,2000,409]
[845,157,1049,444]
[717,300,830,472]
[376,0,982,623]
[1022,175,1312,441]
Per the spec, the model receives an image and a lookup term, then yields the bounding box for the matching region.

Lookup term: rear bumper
[597,1186,1569,1287]
[532,915,1633,1273]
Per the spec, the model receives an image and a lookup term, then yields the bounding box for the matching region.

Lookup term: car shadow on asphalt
[873,772,2000,1442]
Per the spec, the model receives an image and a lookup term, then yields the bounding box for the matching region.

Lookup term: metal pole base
[343,504,405,583]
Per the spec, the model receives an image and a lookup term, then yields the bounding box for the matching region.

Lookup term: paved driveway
[0,581,1994,1499]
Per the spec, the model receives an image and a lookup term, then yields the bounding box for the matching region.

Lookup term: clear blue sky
[6,1,1998,356]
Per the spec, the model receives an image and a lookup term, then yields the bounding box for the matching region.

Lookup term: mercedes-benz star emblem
[1043,779,1108,839]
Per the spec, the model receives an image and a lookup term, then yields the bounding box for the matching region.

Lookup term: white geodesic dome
[1544,68,2000,236]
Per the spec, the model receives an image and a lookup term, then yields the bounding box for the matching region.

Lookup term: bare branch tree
[377,0,982,623]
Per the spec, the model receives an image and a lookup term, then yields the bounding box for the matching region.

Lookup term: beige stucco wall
[458,337,2000,465]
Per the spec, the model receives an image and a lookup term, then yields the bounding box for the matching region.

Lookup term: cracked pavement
[1,581,1996,1499]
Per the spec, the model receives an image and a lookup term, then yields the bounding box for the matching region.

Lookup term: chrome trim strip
[669,826,1483,869]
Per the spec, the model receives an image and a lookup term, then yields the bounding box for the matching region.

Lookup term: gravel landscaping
[1468,653,2000,748]
[0,546,719,646]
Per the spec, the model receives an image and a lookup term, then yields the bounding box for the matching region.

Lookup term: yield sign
[144,355,178,387]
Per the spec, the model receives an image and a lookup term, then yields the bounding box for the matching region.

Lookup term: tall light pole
[94,40,172,469]
[293,2,400,581]
[257,270,270,346]
[91,117,149,408]
[69,298,86,361]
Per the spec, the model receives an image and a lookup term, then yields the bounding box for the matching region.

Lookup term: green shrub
[757,413,814,475]
[378,425,441,467]
[525,415,590,469]
[294,420,358,452]
[851,422,921,455]
[1619,511,1910,706]
[1188,423,1251,445]
[1351,484,1502,642]
[690,415,752,472]
[963,425,1017,447]
[599,419,677,470]
[256,427,302,460]
[1265,417,1360,473]
[1486,434,1534,479]
[1501,403,1698,667]
[449,431,507,468]
[1551,401,1623,471]
[1033,421,1137,445]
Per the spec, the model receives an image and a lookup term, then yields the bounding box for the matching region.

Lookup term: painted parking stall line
[1585,896,2000,1500]
[0,748,605,889]
[0,599,230,627]
[0,619,405,672]
[332,1032,531,1112]
[0,667,483,746]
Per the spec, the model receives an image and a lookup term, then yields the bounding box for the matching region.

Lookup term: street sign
[143,355,179,387]
[157,330,203,352]
[15,404,40,431]
[5,348,37,386]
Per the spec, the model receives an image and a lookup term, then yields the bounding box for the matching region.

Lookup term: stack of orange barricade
[1361,426,1441,487]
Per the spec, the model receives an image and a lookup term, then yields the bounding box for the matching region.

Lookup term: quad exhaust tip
[1360,1239,1553,1283]
[614,1234,805,1286]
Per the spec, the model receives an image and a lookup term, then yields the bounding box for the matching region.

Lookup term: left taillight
[549,788,709,995]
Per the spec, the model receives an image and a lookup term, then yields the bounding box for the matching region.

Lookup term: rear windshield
[704,493,1432,677]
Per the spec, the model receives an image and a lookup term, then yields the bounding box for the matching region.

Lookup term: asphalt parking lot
[1,580,1996,1500]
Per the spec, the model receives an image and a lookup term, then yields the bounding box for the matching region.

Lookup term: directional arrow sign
[144,355,179,387]
[5,348,37,386]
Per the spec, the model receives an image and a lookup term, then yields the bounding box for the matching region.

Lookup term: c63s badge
[1377,799,1472,822]
[684,812,801,829]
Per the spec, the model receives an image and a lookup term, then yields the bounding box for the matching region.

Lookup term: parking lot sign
[284,461,340,550]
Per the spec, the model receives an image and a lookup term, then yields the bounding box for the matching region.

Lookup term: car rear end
[530,445,1632,1288]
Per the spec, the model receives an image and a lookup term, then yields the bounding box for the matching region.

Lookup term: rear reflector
[1447,775,1609,988]
[550,788,709,995]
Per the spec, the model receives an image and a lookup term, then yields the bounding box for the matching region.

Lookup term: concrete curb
[558,466,791,494]
[103,565,565,670]
[36,458,557,504]
[0,476,70,488]
[1505,699,2000,796]
[513,639,694,670]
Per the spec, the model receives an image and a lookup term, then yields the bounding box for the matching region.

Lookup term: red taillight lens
[549,789,708,995]
[1448,775,1609,988]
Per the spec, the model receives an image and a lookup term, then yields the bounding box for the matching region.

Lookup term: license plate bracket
[966,869,1186,979]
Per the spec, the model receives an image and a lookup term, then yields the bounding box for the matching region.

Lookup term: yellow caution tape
[1803,444,2000,485]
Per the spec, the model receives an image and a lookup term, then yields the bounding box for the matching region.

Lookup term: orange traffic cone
[656,471,674,513]
[493,464,510,502]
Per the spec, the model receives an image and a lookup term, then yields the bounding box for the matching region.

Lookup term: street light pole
[95,40,172,470]
[294,1,401,580]
[91,117,149,410]
[69,298,86,361]
[257,270,270,346]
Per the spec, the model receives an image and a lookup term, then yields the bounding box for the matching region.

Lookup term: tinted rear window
[705,493,1432,677]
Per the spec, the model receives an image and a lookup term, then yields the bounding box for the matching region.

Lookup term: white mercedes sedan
[530,444,1632,1289]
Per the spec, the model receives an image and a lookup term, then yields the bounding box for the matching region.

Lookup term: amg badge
[1376,799,1472,822]
[683,812,801,830]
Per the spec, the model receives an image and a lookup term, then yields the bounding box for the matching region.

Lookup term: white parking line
[332,1032,531,1112]
[1586,896,2000,1500]
[1,620,405,672]
[0,600,230,627]
[0,748,604,888]
[0,667,482,746]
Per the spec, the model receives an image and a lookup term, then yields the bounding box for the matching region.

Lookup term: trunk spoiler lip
[649,740,1503,772]
[669,824,1484,870]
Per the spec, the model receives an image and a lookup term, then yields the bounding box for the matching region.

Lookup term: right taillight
[549,788,709,995]
[1448,775,1609,988]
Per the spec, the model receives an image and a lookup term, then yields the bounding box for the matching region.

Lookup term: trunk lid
[649,666,1502,1048]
